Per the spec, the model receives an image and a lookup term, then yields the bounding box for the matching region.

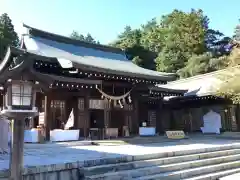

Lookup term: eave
[149,86,187,96]
[0,47,102,92]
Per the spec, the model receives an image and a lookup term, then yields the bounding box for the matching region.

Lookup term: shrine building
[0,24,187,141]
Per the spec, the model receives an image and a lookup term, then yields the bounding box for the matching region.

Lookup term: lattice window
[51,100,66,128]
[123,104,133,111]
[41,99,66,129]
[11,84,32,106]
[128,104,133,111]
[78,98,84,110]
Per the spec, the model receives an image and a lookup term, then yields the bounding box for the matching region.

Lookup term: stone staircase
[83,145,240,180]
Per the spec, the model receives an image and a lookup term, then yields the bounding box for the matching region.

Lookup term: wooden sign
[89,99,105,109]
[166,131,185,139]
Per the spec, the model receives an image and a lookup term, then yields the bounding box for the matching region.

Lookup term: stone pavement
[1,137,240,172]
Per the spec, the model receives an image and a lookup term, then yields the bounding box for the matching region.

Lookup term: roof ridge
[23,24,126,55]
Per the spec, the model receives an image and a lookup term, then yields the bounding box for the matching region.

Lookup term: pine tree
[0,13,19,59]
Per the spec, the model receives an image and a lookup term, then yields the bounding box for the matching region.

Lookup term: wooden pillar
[0,94,3,107]
[156,102,163,134]
[73,97,78,129]
[124,104,131,126]
[123,104,133,137]
[84,94,90,138]
[223,106,233,131]
[44,95,51,141]
[77,98,85,137]
[229,105,238,131]
[104,101,111,128]
[10,119,25,180]
[132,96,139,135]
[103,101,111,139]
[236,105,240,131]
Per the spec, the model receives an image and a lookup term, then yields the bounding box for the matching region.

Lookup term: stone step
[85,154,240,179]
[81,144,240,169]
[84,149,240,176]
[183,168,240,180]
[137,160,240,180]
[219,172,240,180]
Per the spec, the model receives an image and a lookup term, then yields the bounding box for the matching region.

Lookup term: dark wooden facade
[160,95,240,133]
[35,82,186,139]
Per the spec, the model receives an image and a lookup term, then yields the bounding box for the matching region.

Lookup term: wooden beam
[104,100,111,139]
[44,95,51,141]
[132,95,139,135]
[9,119,25,180]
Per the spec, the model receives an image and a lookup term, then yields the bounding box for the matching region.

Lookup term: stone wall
[0,155,134,180]
[0,163,85,180]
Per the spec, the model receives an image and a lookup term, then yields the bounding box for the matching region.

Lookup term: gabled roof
[21,24,177,81]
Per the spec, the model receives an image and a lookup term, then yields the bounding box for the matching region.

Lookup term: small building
[159,68,239,133]
[0,24,186,141]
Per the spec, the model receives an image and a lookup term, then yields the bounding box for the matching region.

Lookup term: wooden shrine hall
[0,24,186,141]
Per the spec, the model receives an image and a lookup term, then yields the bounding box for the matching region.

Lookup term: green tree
[70,31,85,41]
[156,9,230,76]
[127,45,157,69]
[111,9,229,76]
[112,27,142,49]
[140,18,163,53]
[177,53,228,78]
[0,13,19,59]
[216,41,240,104]
[156,9,207,73]
[111,26,156,69]
[70,31,99,44]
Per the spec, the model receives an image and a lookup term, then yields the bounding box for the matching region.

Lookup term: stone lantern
[1,79,38,118]
[1,79,38,180]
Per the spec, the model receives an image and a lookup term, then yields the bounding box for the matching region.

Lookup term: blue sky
[0,0,239,44]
